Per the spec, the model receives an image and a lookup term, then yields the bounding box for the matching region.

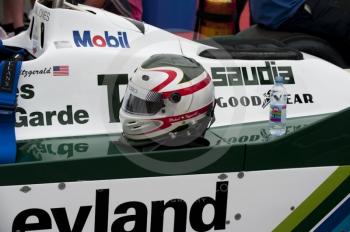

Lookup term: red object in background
[174,32,195,40]
[239,0,251,32]
[129,0,143,21]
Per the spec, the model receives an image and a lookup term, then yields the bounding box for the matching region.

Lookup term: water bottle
[269,76,287,136]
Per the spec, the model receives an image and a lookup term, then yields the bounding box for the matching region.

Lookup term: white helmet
[119,54,215,146]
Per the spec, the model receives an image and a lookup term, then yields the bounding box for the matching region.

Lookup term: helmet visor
[122,81,164,115]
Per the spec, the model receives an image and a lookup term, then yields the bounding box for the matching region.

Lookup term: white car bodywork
[4,0,350,141]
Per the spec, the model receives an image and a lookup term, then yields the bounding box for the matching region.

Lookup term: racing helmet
[119,54,215,146]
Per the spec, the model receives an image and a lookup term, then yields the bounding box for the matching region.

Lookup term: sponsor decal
[54,41,72,49]
[217,96,262,108]
[217,93,314,108]
[261,89,314,109]
[16,105,89,127]
[21,67,51,78]
[211,61,295,87]
[34,6,50,21]
[98,74,129,123]
[0,60,17,92]
[24,142,89,159]
[12,181,228,232]
[262,90,272,108]
[16,85,89,127]
[17,84,35,99]
[73,31,130,48]
[21,66,70,77]
[215,125,309,145]
[53,65,69,76]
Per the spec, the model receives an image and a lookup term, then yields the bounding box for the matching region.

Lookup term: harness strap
[0,55,22,164]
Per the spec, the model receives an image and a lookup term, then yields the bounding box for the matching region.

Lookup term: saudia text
[211,61,295,86]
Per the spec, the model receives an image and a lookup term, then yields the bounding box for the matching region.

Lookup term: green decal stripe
[293,177,350,231]
[273,166,350,232]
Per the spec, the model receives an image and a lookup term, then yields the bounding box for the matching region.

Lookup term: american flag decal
[53,65,69,76]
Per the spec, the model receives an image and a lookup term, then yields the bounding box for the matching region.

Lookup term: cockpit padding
[235,25,349,68]
[198,38,303,60]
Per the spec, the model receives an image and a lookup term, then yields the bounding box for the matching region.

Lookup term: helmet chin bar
[121,115,214,148]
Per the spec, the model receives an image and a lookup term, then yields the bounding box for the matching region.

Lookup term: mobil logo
[73,31,130,48]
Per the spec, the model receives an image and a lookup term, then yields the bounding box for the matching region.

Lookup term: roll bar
[37,0,86,12]
[53,0,64,8]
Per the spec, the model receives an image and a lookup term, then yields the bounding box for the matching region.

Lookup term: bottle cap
[275,75,284,84]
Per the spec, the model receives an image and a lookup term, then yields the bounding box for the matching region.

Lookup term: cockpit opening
[37,0,87,12]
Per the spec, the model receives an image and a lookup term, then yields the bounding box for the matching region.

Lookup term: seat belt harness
[0,55,22,164]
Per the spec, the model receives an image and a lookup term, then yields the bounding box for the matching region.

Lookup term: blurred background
[0,0,250,39]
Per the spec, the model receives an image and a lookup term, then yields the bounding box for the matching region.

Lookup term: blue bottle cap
[275,76,284,84]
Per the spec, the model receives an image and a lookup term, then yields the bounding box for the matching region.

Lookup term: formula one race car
[4,0,350,141]
[0,1,349,231]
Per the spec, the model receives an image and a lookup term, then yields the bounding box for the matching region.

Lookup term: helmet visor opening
[122,82,164,115]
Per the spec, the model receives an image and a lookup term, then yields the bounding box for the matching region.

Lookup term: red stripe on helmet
[151,69,177,92]
[161,74,211,99]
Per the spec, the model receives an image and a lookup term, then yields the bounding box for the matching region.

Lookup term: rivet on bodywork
[58,183,66,190]
[234,213,242,220]
[237,172,244,179]
[218,173,228,180]
[20,186,31,193]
